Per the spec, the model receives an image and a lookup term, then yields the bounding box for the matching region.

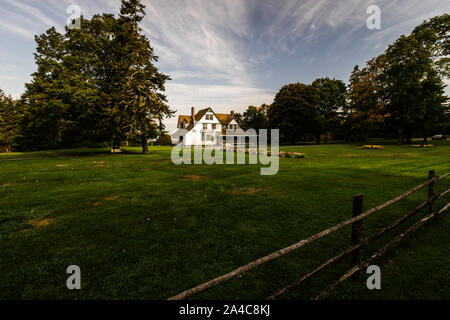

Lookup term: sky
[0,0,449,133]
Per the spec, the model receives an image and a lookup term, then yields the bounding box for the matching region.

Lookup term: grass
[0,141,449,300]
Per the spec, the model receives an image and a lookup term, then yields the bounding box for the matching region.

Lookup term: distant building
[171,107,246,146]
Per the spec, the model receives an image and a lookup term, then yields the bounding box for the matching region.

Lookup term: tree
[311,77,347,142]
[238,104,269,131]
[268,83,320,144]
[381,34,444,144]
[413,14,450,78]
[21,27,68,150]
[21,0,173,152]
[156,132,172,146]
[347,60,390,141]
[0,90,21,153]
[114,0,173,153]
[346,15,449,144]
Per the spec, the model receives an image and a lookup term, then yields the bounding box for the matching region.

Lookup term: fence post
[351,194,364,270]
[428,170,435,213]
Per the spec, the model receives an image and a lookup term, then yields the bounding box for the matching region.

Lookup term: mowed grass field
[0,142,449,300]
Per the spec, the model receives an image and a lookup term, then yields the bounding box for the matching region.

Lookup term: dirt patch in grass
[56,164,69,167]
[228,186,264,196]
[179,175,210,182]
[28,218,55,228]
[104,195,120,201]
[94,195,120,206]
[0,183,13,187]
[91,161,105,168]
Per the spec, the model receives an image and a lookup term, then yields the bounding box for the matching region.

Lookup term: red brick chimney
[230,110,235,117]
[191,107,195,124]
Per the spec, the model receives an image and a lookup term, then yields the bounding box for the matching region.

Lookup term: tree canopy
[20,0,172,152]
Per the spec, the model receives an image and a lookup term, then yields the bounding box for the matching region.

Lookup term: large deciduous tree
[21,0,172,152]
[311,77,347,142]
[347,59,391,141]
[413,14,450,78]
[380,34,446,144]
[237,104,269,131]
[268,83,320,144]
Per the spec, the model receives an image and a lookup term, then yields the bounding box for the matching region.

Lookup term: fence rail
[168,171,450,300]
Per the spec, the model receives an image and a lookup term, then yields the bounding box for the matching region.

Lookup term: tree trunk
[398,129,404,145]
[141,135,149,154]
[405,133,412,145]
[316,134,321,145]
[112,139,121,150]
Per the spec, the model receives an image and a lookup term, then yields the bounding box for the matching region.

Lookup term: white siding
[172,110,241,146]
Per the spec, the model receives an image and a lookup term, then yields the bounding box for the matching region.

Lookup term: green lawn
[0,142,449,300]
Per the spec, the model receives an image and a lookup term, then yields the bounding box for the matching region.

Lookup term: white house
[171,107,243,146]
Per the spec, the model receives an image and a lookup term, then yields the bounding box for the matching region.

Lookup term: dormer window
[203,124,208,130]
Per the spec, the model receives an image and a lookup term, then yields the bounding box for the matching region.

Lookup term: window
[212,124,216,130]
[229,124,233,130]
[203,124,208,130]
[201,133,205,141]
[234,124,238,130]
[206,114,213,121]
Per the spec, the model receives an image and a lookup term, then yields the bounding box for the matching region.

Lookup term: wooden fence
[169,171,450,300]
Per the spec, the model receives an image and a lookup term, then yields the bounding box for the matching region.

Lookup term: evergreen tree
[117,0,173,153]
[0,90,21,153]
[21,27,67,149]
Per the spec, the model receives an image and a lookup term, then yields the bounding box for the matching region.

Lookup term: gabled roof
[177,107,237,131]
[215,113,235,125]
[178,115,192,127]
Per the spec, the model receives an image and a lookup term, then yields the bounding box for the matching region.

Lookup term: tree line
[1,10,449,152]
[0,0,172,153]
[236,14,450,144]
